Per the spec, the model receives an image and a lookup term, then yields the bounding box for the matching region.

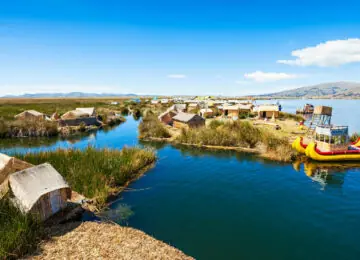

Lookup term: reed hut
[222,104,240,119]
[172,113,205,128]
[172,104,187,112]
[187,103,199,112]
[15,110,45,121]
[199,108,213,118]
[61,110,90,120]
[9,163,71,221]
[257,105,279,119]
[0,153,33,198]
[158,110,178,125]
[76,107,96,117]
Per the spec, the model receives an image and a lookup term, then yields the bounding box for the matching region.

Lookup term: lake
[2,99,360,260]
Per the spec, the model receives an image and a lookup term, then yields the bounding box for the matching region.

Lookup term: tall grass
[279,112,304,122]
[177,120,262,148]
[0,197,43,259]
[138,114,171,139]
[0,119,58,138]
[261,131,294,162]
[177,119,295,161]
[17,147,156,205]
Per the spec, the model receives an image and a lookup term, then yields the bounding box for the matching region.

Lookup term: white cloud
[277,38,360,67]
[167,74,187,79]
[244,71,299,82]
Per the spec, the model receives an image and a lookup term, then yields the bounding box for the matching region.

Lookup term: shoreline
[141,137,297,163]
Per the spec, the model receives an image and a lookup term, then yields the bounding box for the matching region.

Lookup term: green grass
[177,119,295,161]
[279,112,304,122]
[17,146,156,205]
[138,113,171,139]
[0,119,59,138]
[177,120,262,148]
[0,197,43,259]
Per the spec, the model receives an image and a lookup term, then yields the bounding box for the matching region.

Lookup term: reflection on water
[293,160,360,190]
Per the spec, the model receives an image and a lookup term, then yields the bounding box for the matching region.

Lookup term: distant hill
[262,82,360,98]
[1,92,138,98]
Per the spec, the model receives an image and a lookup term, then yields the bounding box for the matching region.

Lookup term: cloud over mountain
[277,39,360,67]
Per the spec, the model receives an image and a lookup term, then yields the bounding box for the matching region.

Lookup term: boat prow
[292,136,307,154]
[352,137,360,147]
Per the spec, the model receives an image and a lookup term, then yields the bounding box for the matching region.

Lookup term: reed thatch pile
[29,221,193,260]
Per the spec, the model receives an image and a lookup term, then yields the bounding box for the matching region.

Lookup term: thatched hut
[158,110,178,125]
[0,153,33,198]
[257,105,279,119]
[15,110,45,121]
[222,104,240,118]
[76,107,96,117]
[61,110,90,120]
[199,108,213,118]
[172,113,205,128]
[9,163,71,221]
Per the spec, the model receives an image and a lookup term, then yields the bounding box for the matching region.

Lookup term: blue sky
[1,0,360,96]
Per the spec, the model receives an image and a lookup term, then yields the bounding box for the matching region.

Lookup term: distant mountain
[1,92,138,98]
[262,82,360,98]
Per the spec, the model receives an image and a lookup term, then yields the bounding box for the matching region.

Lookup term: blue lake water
[1,100,360,259]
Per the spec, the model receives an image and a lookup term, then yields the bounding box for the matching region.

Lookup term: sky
[1,0,360,96]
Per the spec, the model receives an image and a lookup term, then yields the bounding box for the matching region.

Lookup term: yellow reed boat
[304,125,360,161]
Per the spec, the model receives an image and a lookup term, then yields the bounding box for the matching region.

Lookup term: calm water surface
[2,100,360,259]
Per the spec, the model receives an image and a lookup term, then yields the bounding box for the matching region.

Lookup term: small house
[15,110,45,121]
[257,105,279,119]
[168,104,187,113]
[9,163,71,221]
[161,99,169,104]
[222,104,240,119]
[111,101,119,105]
[187,103,199,112]
[61,110,90,120]
[172,113,205,128]
[0,153,32,197]
[158,110,178,125]
[76,107,96,117]
[199,108,213,118]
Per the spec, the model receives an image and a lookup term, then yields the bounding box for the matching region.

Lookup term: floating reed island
[139,108,304,163]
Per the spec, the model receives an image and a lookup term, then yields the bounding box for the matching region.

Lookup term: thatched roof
[258,105,279,112]
[9,163,70,213]
[200,108,213,113]
[173,113,203,123]
[61,110,90,119]
[15,110,44,118]
[76,107,96,116]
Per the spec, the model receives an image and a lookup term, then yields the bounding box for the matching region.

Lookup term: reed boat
[302,125,360,161]
[292,136,308,154]
[292,136,360,155]
[305,142,360,161]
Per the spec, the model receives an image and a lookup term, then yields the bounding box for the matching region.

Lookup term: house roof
[61,110,90,119]
[173,112,199,122]
[76,107,95,115]
[9,163,70,213]
[258,105,279,112]
[200,108,213,113]
[15,110,44,117]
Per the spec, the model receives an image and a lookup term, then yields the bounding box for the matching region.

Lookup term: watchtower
[306,106,332,136]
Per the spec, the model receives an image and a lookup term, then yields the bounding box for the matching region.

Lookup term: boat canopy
[315,125,348,136]
[315,125,349,145]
